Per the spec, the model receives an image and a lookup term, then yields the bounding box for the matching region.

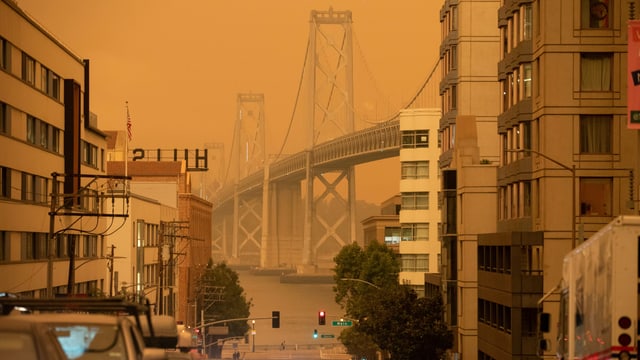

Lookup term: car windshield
[0,332,39,360]
[51,324,125,359]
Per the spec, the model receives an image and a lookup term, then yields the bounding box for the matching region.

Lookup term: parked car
[0,315,68,360]
[0,297,169,360]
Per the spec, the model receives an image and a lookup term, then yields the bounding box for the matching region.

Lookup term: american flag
[126,102,132,141]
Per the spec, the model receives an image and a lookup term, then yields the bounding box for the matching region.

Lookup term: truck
[555,215,640,359]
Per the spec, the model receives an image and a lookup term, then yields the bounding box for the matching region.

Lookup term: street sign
[331,320,353,327]
[320,334,335,338]
[208,326,229,335]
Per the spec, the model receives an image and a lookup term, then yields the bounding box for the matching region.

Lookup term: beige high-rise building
[398,108,442,297]
[436,0,640,359]
[0,0,112,298]
[436,0,501,358]
[477,1,640,359]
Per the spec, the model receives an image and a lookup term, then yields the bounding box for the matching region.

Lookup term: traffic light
[318,310,326,325]
[272,310,280,328]
[313,329,318,338]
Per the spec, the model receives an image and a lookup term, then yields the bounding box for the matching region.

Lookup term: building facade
[0,0,113,298]
[477,1,640,359]
[361,194,401,251]
[398,108,443,297]
[437,0,502,358]
[106,135,213,326]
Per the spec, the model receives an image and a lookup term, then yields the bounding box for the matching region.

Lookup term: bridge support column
[261,181,304,268]
[302,152,314,266]
[232,186,239,259]
[260,166,270,268]
[348,166,356,244]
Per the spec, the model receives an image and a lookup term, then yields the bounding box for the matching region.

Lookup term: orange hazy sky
[16,0,443,204]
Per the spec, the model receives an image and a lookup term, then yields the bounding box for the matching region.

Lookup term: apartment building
[398,108,443,297]
[361,194,401,251]
[107,133,213,325]
[436,0,502,358]
[474,1,640,359]
[0,0,112,297]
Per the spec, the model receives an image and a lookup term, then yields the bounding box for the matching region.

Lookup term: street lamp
[339,278,381,289]
[505,148,576,248]
[251,319,256,352]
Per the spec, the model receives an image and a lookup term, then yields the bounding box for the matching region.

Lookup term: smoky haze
[237,270,344,347]
[16,0,442,205]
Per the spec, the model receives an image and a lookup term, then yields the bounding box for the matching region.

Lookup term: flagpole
[125,101,129,179]
[125,101,132,195]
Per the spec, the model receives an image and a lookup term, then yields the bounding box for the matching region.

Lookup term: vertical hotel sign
[629,20,640,129]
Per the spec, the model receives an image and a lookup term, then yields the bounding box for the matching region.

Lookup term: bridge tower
[230,93,266,263]
[234,93,266,179]
[303,8,356,267]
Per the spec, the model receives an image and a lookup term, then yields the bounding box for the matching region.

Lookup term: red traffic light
[318,310,326,325]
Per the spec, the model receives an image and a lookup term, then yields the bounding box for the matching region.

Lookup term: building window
[67,234,80,258]
[401,223,429,241]
[523,181,532,217]
[0,231,7,262]
[478,299,512,334]
[522,4,533,40]
[40,66,60,100]
[83,235,98,257]
[581,0,610,29]
[55,234,68,258]
[580,177,612,216]
[384,227,401,245]
[522,63,532,98]
[402,130,429,148]
[21,232,48,260]
[580,115,612,153]
[450,45,457,70]
[522,308,538,336]
[27,115,36,144]
[402,192,429,210]
[0,37,9,70]
[0,167,10,199]
[52,127,60,153]
[79,188,98,213]
[401,254,429,272]
[478,246,512,274]
[580,53,612,91]
[21,173,35,202]
[82,141,99,167]
[451,85,457,110]
[35,175,48,204]
[39,121,49,149]
[501,27,508,59]
[401,161,429,179]
[0,102,7,134]
[501,80,508,112]
[22,53,36,85]
[27,117,60,153]
[522,122,532,150]
[522,245,543,275]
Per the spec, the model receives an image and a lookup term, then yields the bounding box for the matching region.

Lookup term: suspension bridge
[210,8,440,271]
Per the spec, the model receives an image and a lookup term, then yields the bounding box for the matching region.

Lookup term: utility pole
[47,173,131,299]
[108,244,115,297]
[158,222,164,315]
[47,173,59,299]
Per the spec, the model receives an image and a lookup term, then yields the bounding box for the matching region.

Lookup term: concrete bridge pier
[261,180,304,269]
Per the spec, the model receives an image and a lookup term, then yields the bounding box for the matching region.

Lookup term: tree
[361,286,453,360]
[338,326,379,360]
[333,241,399,319]
[333,241,453,360]
[197,260,252,337]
